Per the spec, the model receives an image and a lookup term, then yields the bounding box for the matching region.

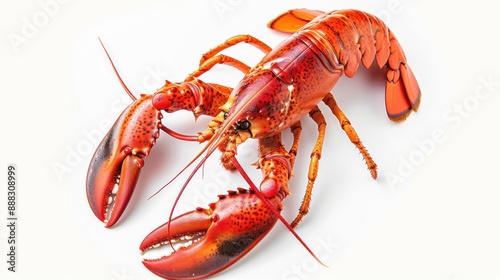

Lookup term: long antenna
[98,37,198,141]
[231,156,327,267]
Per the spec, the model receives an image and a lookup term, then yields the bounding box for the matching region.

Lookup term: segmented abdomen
[297,9,406,78]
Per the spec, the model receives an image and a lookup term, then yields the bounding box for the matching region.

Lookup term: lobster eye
[223,112,229,119]
[237,120,250,130]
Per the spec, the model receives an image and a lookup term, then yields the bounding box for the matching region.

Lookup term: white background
[1,0,499,279]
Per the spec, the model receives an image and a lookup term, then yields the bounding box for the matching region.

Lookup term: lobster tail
[267,9,421,122]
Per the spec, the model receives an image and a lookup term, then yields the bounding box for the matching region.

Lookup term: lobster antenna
[159,125,199,142]
[98,37,199,142]
[149,128,228,251]
[146,133,220,200]
[98,37,137,101]
[231,156,328,267]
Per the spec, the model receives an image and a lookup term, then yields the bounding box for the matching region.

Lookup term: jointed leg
[258,133,293,198]
[183,54,253,117]
[185,34,273,101]
[288,121,302,170]
[322,93,378,179]
[200,34,272,65]
[186,54,251,81]
[291,106,327,228]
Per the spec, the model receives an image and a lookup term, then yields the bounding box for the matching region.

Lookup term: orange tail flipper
[385,31,421,122]
[267,9,324,33]
[385,64,421,122]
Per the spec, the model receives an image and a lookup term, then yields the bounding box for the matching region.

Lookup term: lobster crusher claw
[140,188,281,279]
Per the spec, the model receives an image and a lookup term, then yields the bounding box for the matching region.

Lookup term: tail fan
[385,63,421,122]
[267,9,323,33]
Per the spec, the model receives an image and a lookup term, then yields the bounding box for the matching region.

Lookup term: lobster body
[86,9,421,280]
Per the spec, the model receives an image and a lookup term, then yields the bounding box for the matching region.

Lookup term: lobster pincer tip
[86,152,144,228]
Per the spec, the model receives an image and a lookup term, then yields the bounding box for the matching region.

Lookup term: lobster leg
[290,94,380,227]
[291,93,379,226]
[290,106,327,228]
[186,54,251,82]
[322,93,378,179]
[199,34,272,66]
[257,134,293,198]
[288,121,302,170]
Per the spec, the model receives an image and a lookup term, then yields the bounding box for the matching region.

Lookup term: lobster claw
[86,94,162,227]
[140,188,283,279]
